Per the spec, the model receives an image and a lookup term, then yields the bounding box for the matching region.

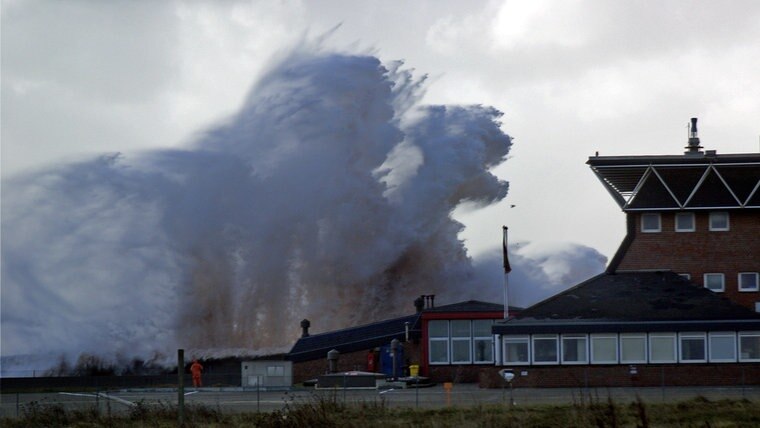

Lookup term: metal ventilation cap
[685,117,703,155]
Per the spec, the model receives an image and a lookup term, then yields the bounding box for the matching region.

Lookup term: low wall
[478,364,760,388]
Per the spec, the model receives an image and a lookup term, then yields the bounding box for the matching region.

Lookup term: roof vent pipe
[685,117,703,155]
[300,319,311,338]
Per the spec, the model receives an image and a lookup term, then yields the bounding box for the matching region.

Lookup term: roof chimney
[300,319,311,338]
[414,296,425,313]
[685,117,703,155]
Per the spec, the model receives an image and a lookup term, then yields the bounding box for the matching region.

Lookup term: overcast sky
[3,0,760,260]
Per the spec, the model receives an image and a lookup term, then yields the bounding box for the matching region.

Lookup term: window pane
[451,320,470,338]
[739,273,759,291]
[452,339,471,362]
[429,340,448,363]
[739,335,760,361]
[621,336,646,362]
[709,212,729,230]
[472,319,493,336]
[710,335,736,361]
[591,336,617,363]
[675,213,694,231]
[650,335,676,362]
[474,339,493,362]
[704,274,724,292]
[641,214,660,232]
[680,337,706,361]
[562,337,587,363]
[534,337,558,363]
[504,340,529,364]
[429,320,448,338]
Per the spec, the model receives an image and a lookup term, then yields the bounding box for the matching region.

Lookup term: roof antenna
[685,117,703,155]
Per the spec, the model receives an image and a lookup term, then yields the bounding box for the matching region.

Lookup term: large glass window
[709,212,729,231]
[704,273,725,292]
[709,333,736,362]
[503,336,530,365]
[620,334,647,363]
[739,273,759,292]
[739,333,760,362]
[472,320,494,363]
[641,213,661,232]
[532,335,559,364]
[561,335,588,364]
[649,333,677,363]
[679,333,706,363]
[451,320,472,363]
[590,334,618,364]
[428,320,449,364]
[675,212,695,232]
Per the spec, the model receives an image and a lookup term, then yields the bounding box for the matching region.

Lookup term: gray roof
[423,300,517,313]
[493,271,760,334]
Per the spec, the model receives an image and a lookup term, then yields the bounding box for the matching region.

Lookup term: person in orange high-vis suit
[190,359,203,388]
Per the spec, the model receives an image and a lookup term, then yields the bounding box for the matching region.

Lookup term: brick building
[487,119,760,387]
[288,298,519,384]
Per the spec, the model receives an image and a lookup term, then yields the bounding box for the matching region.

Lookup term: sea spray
[1,49,514,372]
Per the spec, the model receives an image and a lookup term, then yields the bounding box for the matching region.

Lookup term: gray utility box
[241,361,292,389]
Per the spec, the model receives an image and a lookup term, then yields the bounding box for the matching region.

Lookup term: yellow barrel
[409,364,419,377]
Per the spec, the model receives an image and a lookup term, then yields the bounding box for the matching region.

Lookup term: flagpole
[502,226,511,319]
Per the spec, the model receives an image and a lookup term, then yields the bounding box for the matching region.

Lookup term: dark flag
[502,226,512,274]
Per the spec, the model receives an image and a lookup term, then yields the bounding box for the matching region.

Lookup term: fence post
[178,349,185,426]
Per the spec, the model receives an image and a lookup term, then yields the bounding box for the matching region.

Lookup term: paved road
[2,384,759,419]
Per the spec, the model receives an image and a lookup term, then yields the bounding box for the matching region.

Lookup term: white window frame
[679,273,691,280]
[450,320,472,364]
[502,336,530,366]
[532,335,559,365]
[678,333,707,363]
[641,213,661,233]
[472,320,494,364]
[560,334,588,364]
[738,272,759,292]
[738,332,760,362]
[675,212,695,232]
[708,332,737,363]
[709,212,729,231]
[590,334,619,364]
[619,334,647,364]
[649,333,677,363]
[703,273,725,292]
[428,320,450,365]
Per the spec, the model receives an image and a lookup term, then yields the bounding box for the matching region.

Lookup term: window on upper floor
[709,212,729,231]
[679,273,691,280]
[739,272,759,292]
[641,213,661,232]
[704,273,725,292]
[675,212,695,232]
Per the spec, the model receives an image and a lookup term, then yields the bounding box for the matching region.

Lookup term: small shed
[241,360,292,389]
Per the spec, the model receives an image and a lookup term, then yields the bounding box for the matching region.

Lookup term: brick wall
[618,211,760,310]
[478,364,760,388]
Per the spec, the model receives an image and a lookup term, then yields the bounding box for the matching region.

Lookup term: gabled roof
[493,271,760,334]
[587,152,760,210]
[288,314,421,362]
